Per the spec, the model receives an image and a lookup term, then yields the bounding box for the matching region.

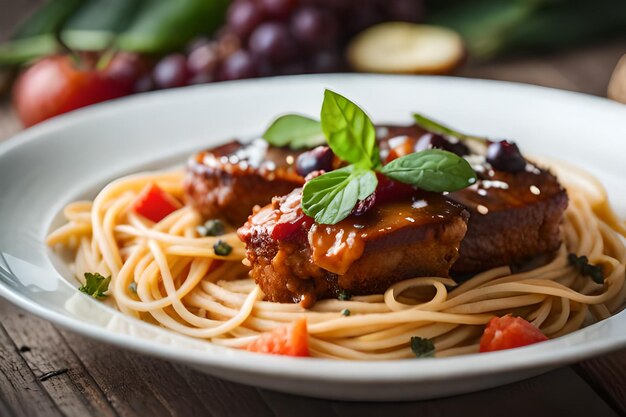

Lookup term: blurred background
[0,0,625,132]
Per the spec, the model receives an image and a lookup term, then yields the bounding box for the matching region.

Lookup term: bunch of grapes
[140,0,424,90]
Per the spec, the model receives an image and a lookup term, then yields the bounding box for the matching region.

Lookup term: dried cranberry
[295,146,334,177]
[486,140,526,172]
[415,133,469,156]
[351,193,376,216]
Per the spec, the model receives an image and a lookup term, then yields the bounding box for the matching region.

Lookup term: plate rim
[0,73,624,386]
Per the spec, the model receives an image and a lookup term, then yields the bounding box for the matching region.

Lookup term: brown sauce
[309,194,464,275]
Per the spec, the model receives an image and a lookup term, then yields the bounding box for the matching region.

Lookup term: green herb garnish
[213,240,232,256]
[302,166,378,225]
[263,114,326,150]
[301,90,477,225]
[129,282,137,293]
[568,253,604,284]
[197,219,226,237]
[321,89,380,169]
[79,272,111,299]
[381,149,477,192]
[410,336,435,358]
[338,290,352,301]
[341,308,351,316]
[413,113,487,144]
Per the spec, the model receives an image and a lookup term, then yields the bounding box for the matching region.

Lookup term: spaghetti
[47,163,626,359]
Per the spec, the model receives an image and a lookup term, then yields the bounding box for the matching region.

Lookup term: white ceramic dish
[0,74,624,401]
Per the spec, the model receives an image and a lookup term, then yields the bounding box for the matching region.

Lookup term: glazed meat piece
[379,134,568,275]
[238,189,469,307]
[191,124,568,289]
[449,165,568,275]
[184,139,303,225]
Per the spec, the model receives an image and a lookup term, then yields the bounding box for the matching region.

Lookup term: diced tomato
[131,183,181,223]
[479,315,548,353]
[247,318,309,357]
[271,210,313,241]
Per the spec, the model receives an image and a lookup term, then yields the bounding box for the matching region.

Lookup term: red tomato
[131,183,181,223]
[13,55,131,127]
[479,315,548,353]
[247,318,309,357]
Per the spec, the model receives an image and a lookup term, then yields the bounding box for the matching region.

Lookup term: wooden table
[1,35,626,417]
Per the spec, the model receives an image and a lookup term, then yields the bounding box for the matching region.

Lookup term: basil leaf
[410,336,435,358]
[381,149,477,192]
[302,167,378,225]
[79,272,111,299]
[413,113,487,144]
[321,89,380,169]
[263,114,326,149]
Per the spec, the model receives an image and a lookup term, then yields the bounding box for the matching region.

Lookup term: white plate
[0,74,624,401]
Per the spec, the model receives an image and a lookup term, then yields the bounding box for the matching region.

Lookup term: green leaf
[262,114,326,149]
[321,90,380,169]
[410,336,435,358]
[302,167,377,225]
[381,149,477,192]
[413,113,487,144]
[79,272,111,299]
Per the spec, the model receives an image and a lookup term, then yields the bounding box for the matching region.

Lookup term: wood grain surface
[0,2,625,417]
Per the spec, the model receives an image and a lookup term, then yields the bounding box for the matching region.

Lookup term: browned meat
[184,139,303,225]
[189,124,568,305]
[238,190,469,307]
[373,133,569,274]
[449,165,568,275]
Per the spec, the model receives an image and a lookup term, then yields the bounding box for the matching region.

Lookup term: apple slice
[347,22,465,75]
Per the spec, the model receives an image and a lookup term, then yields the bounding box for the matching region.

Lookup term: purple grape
[153,54,189,89]
[383,0,424,23]
[256,59,276,77]
[486,140,526,172]
[415,133,469,157]
[187,43,218,77]
[304,0,351,12]
[106,52,145,90]
[295,146,334,177]
[277,62,307,76]
[345,3,383,36]
[219,50,258,81]
[290,7,338,49]
[133,74,154,93]
[351,193,376,216]
[259,0,297,20]
[248,22,296,65]
[188,72,214,85]
[227,1,264,40]
[309,50,343,73]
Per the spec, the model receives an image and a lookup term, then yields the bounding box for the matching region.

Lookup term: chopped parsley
[197,219,226,237]
[410,337,435,358]
[337,290,351,301]
[129,282,138,293]
[213,240,232,256]
[568,253,604,284]
[341,308,351,316]
[79,272,111,299]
